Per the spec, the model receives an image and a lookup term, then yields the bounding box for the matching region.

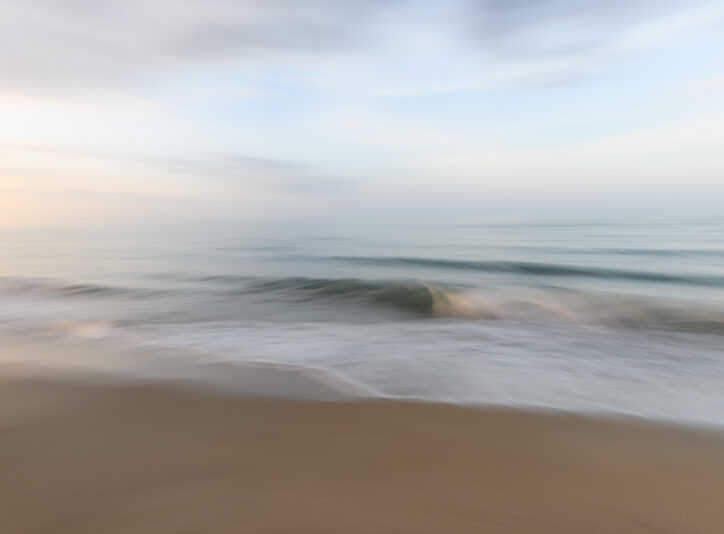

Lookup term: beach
[4,0,724,529]
[2,357,723,533]
[2,218,724,532]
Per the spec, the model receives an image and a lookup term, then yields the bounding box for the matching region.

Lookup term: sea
[2,217,724,425]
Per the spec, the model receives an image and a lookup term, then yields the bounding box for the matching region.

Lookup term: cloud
[0,140,354,197]
[678,74,724,94]
[3,0,723,95]
[417,110,724,189]
[0,0,395,93]
[134,152,355,195]
[463,0,724,83]
[469,0,648,56]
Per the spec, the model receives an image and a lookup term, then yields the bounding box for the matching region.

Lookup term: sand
[1,363,724,534]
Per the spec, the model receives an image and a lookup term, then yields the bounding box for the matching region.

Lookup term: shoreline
[3,334,724,430]
[2,359,724,532]
[0,334,379,401]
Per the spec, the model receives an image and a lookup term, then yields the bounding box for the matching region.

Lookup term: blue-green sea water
[2,217,724,424]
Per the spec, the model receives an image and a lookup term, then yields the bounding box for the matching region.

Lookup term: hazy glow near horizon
[2,0,724,227]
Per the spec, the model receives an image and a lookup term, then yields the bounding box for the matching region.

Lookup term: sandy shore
[1,365,723,534]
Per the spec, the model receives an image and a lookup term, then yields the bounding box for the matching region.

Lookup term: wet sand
[1,364,724,534]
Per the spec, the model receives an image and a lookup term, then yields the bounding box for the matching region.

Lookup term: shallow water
[2,217,724,424]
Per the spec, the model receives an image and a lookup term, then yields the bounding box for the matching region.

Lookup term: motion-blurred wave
[3,274,724,335]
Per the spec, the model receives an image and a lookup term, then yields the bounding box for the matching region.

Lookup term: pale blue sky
[1,0,723,226]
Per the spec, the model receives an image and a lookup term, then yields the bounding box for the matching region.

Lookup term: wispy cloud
[463,0,724,83]
[5,0,722,96]
[0,140,354,197]
[0,0,396,93]
[677,74,724,94]
[2,0,724,225]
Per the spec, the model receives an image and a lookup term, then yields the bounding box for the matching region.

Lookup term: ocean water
[2,217,724,424]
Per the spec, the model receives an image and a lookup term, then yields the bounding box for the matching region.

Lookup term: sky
[1,0,724,227]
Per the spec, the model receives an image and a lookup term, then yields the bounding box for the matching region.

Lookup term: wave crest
[238,276,724,334]
[4,275,723,335]
[245,277,440,314]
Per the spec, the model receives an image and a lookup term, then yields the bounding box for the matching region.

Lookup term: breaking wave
[234,276,724,334]
[3,275,724,335]
[243,277,442,314]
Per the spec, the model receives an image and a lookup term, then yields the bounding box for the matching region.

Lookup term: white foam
[45,318,724,427]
